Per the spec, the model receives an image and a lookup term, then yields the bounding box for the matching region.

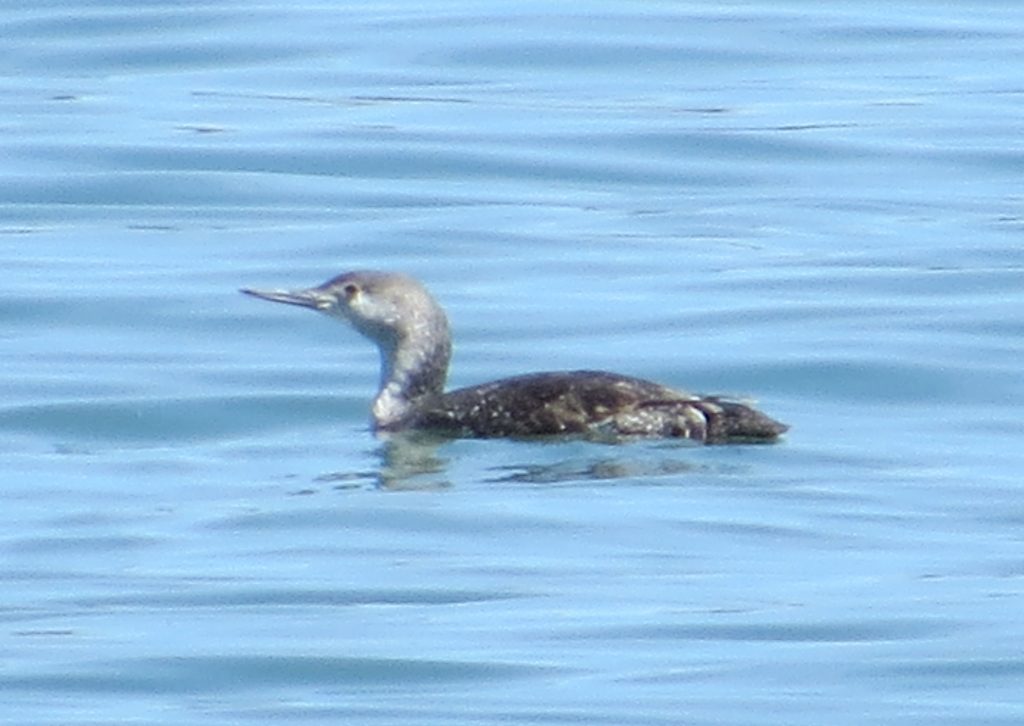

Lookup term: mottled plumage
[241,271,788,444]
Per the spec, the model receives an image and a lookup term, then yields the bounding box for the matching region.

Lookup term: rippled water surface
[3,2,1024,724]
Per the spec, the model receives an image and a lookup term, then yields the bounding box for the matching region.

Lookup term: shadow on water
[485,454,703,485]
[372,432,455,491]
[312,431,758,490]
[313,431,454,491]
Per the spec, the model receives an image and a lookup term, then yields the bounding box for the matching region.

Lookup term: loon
[241,271,788,443]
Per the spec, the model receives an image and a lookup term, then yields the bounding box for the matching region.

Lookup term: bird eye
[343,283,359,298]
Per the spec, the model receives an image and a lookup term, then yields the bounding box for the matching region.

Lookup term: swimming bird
[241,271,788,443]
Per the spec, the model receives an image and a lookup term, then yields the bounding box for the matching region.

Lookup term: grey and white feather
[241,271,788,443]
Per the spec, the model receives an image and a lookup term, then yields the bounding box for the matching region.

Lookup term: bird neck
[371,322,451,430]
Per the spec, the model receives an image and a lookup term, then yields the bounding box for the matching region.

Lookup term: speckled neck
[371,321,451,429]
[347,276,452,430]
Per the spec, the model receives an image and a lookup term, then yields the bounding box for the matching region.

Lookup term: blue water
[3,2,1024,724]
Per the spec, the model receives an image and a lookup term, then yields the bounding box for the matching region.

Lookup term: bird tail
[694,398,789,444]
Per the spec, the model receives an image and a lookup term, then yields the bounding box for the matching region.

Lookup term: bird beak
[240,287,332,311]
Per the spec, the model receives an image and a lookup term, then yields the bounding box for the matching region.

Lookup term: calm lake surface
[3,2,1024,724]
